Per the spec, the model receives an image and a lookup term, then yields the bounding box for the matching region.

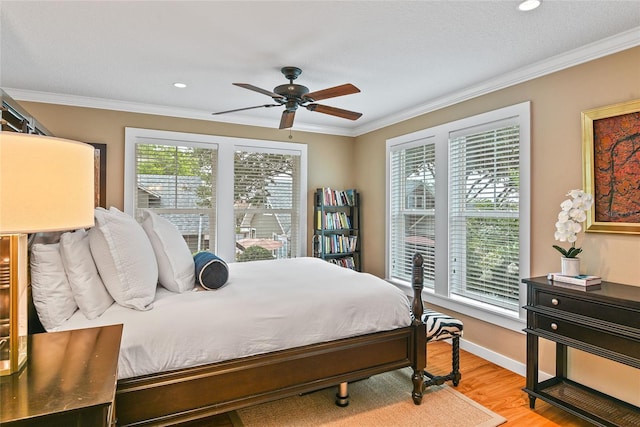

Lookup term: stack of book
[321,188,356,206]
[547,273,602,287]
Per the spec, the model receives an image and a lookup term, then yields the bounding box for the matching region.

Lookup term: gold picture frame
[582,99,640,234]
[88,143,107,208]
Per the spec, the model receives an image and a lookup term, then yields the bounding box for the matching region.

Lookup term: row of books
[317,211,352,230]
[320,187,357,206]
[327,256,357,270]
[547,272,602,287]
[319,234,358,254]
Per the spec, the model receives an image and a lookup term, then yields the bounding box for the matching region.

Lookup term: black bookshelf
[313,188,360,271]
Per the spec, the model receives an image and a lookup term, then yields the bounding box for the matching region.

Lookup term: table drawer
[535,314,640,360]
[536,291,640,329]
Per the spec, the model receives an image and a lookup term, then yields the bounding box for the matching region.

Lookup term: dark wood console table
[0,324,122,426]
[522,276,640,427]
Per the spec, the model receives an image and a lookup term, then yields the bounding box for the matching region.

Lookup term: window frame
[385,102,530,331]
[124,128,308,262]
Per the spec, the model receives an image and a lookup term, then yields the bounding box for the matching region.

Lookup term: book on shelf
[328,256,356,270]
[547,272,602,286]
[320,187,357,206]
[320,234,357,254]
[321,211,351,230]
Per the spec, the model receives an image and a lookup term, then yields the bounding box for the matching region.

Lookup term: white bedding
[54,257,411,379]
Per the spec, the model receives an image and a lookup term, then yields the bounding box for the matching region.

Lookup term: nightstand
[0,324,123,427]
[522,277,640,426]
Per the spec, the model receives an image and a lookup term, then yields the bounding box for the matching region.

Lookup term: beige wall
[17,103,355,256]
[354,46,640,404]
[19,46,640,403]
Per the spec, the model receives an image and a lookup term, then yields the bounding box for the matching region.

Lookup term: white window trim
[385,102,530,332]
[124,127,308,262]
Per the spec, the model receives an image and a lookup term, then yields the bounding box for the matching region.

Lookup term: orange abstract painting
[592,111,640,223]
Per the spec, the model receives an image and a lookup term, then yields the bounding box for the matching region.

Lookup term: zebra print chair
[422,308,463,387]
[412,252,463,388]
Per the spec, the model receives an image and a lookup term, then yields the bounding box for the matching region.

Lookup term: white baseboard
[435,338,553,382]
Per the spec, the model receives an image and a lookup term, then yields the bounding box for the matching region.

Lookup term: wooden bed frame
[28,249,428,426]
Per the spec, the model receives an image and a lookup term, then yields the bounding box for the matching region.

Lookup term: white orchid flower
[553,189,592,258]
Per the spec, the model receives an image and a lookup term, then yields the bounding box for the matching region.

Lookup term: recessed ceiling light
[173,82,187,88]
[518,0,541,11]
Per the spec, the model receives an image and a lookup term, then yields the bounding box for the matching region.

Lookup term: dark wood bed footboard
[116,328,418,426]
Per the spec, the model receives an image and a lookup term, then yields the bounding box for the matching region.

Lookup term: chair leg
[423,336,462,389]
[451,336,461,386]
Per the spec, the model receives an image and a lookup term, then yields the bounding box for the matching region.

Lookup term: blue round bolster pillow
[193,252,229,290]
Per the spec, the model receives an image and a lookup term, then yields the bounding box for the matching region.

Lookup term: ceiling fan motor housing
[274,83,309,100]
[274,66,310,109]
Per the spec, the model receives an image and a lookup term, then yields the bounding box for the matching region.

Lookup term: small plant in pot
[553,189,593,276]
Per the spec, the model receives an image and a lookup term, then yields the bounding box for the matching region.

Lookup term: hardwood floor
[180,341,594,426]
[426,341,592,427]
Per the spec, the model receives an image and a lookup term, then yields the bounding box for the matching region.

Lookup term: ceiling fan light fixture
[518,0,541,11]
[214,67,362,129]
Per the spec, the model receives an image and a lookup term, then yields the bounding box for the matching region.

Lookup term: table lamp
[0,132,95,375]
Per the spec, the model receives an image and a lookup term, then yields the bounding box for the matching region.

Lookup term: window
[134,143,217,253]
[389,142,436,288]
[386,102,530,326]
[233,148,301,261]
[125,128,307,263]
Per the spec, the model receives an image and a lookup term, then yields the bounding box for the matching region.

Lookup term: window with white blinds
[449,122,521,311]
[386,102,530,322]
[125,128,307,263]
[234,149,301,261]
[134,143,217,253]
[389,142,436,288]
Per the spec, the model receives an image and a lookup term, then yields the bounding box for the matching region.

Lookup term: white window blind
[134,143,217,253]
[449,122,521,311]
[234,149,301,261]
[126,128,308,263]
[389,141,436,288]
[386,102,529,326]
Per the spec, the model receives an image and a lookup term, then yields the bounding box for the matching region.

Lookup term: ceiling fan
[213,67,362,129]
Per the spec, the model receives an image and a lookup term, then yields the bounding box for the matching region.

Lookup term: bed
[26,211,428,426]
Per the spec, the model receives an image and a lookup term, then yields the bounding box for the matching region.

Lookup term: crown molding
[1,88,356,137]
[353,27,640,136]
[5,27,638,138]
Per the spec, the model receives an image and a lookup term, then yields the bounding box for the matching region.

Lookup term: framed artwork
[582,99,640,234]
[88,143,107,208]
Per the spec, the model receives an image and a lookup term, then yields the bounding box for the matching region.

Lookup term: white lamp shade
[0,132,95,233]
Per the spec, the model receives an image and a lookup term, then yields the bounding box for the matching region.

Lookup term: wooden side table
[522,277,640,426]
[0,324,122,427]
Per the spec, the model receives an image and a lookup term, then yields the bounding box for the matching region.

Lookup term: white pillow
[141,210,195,293]
[88,207,158,310]
[59,229,114,319]
[30,243,78,331]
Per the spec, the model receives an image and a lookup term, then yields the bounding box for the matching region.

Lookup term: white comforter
[54,257,411,379]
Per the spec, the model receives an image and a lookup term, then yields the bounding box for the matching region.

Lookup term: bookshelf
[313,188,360,271]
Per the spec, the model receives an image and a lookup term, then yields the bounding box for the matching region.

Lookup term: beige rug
[231,368,506,427]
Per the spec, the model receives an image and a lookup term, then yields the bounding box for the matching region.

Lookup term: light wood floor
[183,340,593,426]
[426,341,592,426]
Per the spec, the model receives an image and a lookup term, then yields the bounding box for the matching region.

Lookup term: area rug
[231,368,506,427]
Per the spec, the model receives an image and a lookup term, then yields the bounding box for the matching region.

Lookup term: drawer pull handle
[551,298,559,306]
[551,323,558,330]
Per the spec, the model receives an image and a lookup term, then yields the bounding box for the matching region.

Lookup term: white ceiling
[1,1,639,136]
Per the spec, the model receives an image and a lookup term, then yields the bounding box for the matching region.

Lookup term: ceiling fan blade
[233,83,284,99]
[279,110,296,129]
[212,104,279,115]
[303,84,360,102]
[306,104,363,121]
